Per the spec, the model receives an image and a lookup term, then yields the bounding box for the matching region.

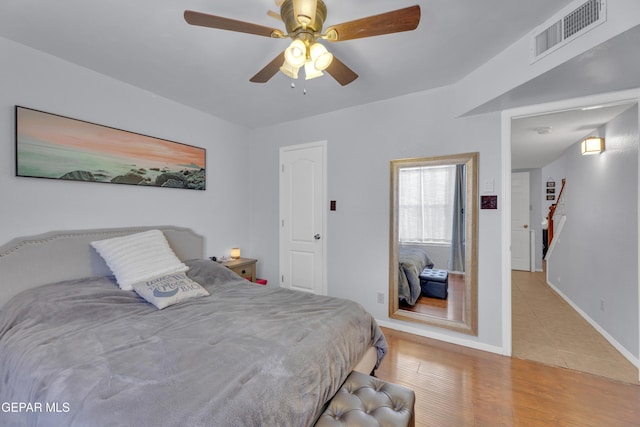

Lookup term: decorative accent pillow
[90,229,188,290]
[132,273,209,309]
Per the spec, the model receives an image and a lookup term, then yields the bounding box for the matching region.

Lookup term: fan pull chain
[289,81,307,95]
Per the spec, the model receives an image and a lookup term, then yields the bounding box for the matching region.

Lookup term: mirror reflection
[389,152,478,335]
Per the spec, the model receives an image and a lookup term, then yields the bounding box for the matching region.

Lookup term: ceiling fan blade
[184,10,283,38]
[250,51,286,83]
[325,56,358,86]
[275,0,285,6]
[324,5,420,42]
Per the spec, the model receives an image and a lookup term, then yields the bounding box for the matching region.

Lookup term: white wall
[547,105,639,358]
[456,0,640,116]
[249,86,505,349]
[541,149,569,263]
[0,37,252,258]
[529,168,543,271]
[542,155,568,219]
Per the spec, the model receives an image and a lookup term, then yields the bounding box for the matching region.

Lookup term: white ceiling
[511,101,637,170]
[2,0,639,171]
[0,0,575,129]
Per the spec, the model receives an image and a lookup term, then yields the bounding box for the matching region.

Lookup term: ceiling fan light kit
[304,60,324,80]
[279,61,300,79]
[284,39,307,68]
[184,0,421,86]
[309,42,332,70]
[282,39,334,80]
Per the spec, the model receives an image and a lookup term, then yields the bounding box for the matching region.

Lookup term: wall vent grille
[535,20,563,57]
[564,0,602,39]
[531,0,606,63]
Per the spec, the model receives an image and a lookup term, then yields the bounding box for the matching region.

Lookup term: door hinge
[281,274,284,282]
[281,164,284,172]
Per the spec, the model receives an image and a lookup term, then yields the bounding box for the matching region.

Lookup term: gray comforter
[0,259,386,427]
[398,246,434,305]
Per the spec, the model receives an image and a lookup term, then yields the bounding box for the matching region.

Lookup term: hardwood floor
[375,327,640,427]
[512,269,638,384]
[401,273,464,322]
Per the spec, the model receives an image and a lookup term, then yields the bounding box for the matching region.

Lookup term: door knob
[523,225,528,229]
[314,234,321,240]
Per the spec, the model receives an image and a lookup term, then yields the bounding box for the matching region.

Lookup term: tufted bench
[419,268,449,299]
[315,371,415,427]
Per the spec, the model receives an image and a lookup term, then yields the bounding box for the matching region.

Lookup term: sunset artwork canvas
[15,106,206,190]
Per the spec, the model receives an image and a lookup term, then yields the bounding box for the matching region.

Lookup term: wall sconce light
[581,137,605,155]
[230,248,241,259]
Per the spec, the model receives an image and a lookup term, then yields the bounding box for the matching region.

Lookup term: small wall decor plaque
[481,195,498,209]
[546,178,555,200]
[15,106,206,190]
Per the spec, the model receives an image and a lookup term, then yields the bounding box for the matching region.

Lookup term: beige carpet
[512,269,639,385]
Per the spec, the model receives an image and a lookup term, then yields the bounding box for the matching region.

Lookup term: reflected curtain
[448,165,465,272]
[398,165,455,244]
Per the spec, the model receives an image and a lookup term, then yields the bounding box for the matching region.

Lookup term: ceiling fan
[184,0,421,86]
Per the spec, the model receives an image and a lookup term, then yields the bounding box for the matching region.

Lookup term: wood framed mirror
[389,152,478,335]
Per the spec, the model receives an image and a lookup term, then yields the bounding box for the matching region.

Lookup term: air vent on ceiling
[531,0,606,63]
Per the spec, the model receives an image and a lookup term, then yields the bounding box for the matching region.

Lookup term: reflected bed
[398,246,434,306]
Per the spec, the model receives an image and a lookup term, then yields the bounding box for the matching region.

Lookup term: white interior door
[279,142,326,295]
[511,171,531,271]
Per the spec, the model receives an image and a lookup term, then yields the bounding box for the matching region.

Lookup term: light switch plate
[483,179,495,193]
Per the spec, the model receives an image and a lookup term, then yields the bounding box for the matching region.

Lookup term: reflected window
[398,165,455,244]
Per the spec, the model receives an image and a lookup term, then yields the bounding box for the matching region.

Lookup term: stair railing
[547,178,566,245]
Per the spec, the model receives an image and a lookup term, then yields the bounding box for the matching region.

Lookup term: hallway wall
[547,105,639,361]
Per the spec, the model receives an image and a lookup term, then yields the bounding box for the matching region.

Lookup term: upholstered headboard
[0,226,204,309]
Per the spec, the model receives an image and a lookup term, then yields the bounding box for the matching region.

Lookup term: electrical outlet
[377,292,385,304]
[600,300,605,311]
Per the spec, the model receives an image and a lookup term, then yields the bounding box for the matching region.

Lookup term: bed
[0,226,386,427]
[398,246,434,305]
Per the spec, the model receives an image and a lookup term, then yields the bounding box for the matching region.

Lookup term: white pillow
[132,273,209,309]
[90,229,188,290]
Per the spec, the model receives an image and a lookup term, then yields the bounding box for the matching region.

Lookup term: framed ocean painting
[15,106,206,190]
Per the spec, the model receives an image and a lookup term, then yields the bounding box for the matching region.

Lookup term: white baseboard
[546,279,640,369]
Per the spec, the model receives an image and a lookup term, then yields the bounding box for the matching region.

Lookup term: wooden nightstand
[221,258,257,282]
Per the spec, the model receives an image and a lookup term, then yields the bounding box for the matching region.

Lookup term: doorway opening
[503,90,640,382]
